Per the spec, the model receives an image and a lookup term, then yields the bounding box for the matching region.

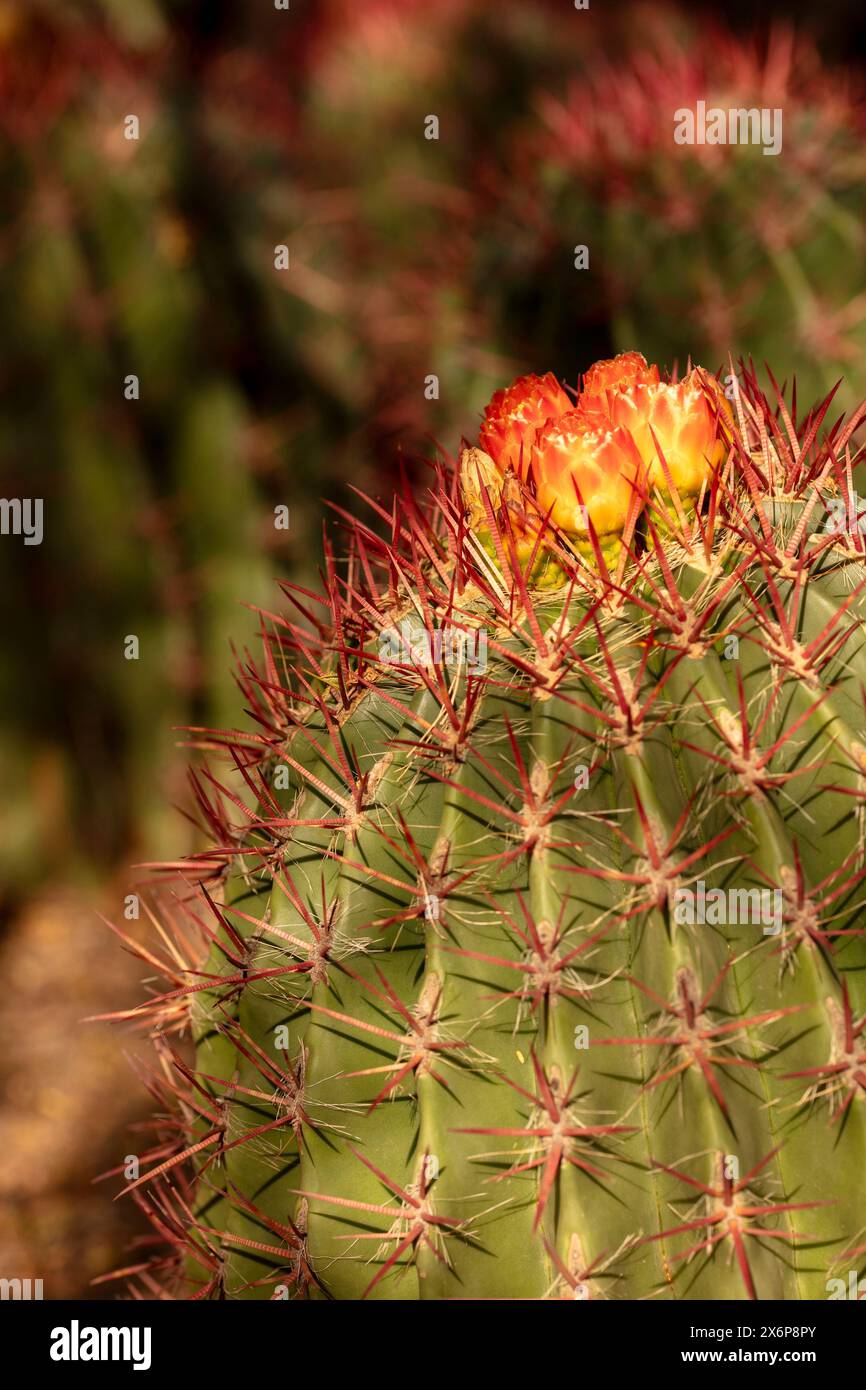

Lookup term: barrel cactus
[109,353,866,1300]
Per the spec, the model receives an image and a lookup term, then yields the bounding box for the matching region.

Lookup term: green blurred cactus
[494,12,866,413]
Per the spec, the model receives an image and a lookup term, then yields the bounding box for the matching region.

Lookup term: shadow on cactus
[98,353,866,1300]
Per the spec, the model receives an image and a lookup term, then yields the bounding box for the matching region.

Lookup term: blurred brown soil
[0,884,155,1299]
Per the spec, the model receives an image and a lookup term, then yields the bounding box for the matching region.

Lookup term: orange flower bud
[582,350,661,398]
[531,411,642,540]
[608,370,729,499]
[479,372,572,480]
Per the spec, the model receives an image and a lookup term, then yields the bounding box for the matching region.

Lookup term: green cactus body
[119,368,866,1300]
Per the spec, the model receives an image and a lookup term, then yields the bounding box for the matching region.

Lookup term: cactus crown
[105,357,866,1300]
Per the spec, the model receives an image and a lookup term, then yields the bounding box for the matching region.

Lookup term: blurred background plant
[0,0,864,1298]
[499,12,866,411]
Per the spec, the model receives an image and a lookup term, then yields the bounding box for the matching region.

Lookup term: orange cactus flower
[582,351,661,398]
[479,372,572,480]
[578,352,661,449]
[531,411,643,541]
[608,370,729,499]
[470,356,729,560]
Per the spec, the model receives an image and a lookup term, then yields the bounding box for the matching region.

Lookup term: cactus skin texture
[112,358,866,1301]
